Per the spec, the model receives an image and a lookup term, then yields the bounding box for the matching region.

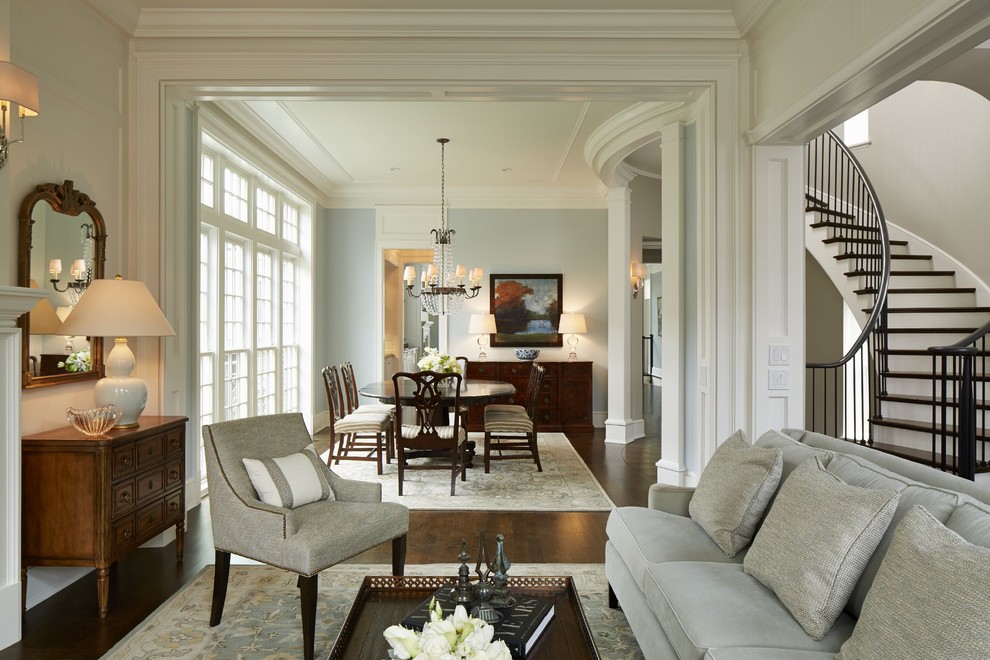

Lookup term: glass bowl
[66,405,122,436]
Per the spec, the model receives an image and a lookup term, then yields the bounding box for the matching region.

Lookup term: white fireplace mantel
[0,285,45,650]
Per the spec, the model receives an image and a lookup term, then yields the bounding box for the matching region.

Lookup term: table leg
[176,521,185,561]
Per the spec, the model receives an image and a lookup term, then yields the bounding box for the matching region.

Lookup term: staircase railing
[805,130,891,444]
[927,321,990,479]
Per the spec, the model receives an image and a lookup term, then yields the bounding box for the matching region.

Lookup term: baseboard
[592,411,607,428]
[313,410,330,433]
[656,459,697,487]
[0,581,21,649]
[604,418,645,444]
[24,567,91,610]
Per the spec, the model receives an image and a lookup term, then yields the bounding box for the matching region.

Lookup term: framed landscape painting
[490,274,563,347]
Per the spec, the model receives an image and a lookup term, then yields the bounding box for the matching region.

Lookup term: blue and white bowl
[514,349,540,361]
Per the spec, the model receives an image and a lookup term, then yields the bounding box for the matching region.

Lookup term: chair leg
[393,534,407,576]
[209,550,231,627]
[484,431,492,473]
[298,573,318,660]
[375,432,384,475]
[397,445,405,496]
[608,583,619,609]
[450,448,457,496]
[531,429,542,472]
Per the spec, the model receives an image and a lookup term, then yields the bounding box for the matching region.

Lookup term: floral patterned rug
[324,433,615,511]
[103,563,644,659]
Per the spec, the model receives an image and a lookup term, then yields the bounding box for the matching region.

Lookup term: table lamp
[468,313,497,361]
[558,313,587,362]
[27,280,62,334]
[57,276,176,428]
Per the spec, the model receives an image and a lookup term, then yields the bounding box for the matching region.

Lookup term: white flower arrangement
[417,347,463,375]
[58,350,91,373]
[383,600,511,660]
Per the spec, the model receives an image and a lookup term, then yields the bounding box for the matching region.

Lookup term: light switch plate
[769,344,790,366]
[768,368,789,390]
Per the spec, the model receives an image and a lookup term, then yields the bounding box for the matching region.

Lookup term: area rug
[325,433,615,511]
[103,563,644,659]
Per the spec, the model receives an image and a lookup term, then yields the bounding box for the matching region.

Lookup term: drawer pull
[169,502,179,513]
[169,470,180,480]
[147,480,154,491]
[120,492,132,503]
[123,456,133,466]
[123,529,133,540]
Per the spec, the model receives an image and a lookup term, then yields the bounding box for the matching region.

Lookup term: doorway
[383,248,439,382]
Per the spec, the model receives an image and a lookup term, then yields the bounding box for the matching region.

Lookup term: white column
[0,287,45,650]
[605,170,645,444]
[658,122,687,483]
[752,145,805,434]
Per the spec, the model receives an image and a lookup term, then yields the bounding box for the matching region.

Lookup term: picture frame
[490,274,563,347]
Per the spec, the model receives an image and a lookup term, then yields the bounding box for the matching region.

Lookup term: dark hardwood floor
[2,384,661,659]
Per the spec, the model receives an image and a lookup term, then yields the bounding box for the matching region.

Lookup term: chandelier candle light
[57,276,176,428]
[404,138,482,315]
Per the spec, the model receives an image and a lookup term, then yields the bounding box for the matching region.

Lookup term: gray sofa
[605,428,990,659]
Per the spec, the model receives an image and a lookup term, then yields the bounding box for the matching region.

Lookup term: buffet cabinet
[465,361,593,433]
[22,416,187,617]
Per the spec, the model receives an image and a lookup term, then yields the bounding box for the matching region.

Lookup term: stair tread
[856,287,976,295]
[876,307,990,313]
[835,253,930,261]
[861,438,988,472]
[884,370,990,381]
[884,348,990,356]
[805,192,829,206]
[811,220,876,232]
[807,207,856,220]
[886,327,978,333]
[848,270,956,277]
[823,237,909,246]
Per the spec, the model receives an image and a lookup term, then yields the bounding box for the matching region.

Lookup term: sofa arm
[648,484,695,517]
[329,475,383,503]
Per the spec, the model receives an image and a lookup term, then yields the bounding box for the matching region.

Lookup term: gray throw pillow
[689,429,783,557]
[837,505,990,659]
[242,443,336,509]
[743,457,899,640]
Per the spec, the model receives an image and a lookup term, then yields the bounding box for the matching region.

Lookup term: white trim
[605,418,646,445]
[0,286,45,649]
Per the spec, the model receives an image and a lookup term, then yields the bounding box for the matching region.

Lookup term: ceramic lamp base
[96,337,148,428]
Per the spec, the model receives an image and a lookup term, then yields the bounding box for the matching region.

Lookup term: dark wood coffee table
[328,575,600,659]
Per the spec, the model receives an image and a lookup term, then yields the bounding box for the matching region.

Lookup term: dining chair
[202,412,409,660]
[482,362,545,473]
[341,361,395,417]
[393,370,469,496]
[322,364,393,474]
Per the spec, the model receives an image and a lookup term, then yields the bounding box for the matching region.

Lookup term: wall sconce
[631,263,647,298]
[49,224,95,302]
[0,61,40,171]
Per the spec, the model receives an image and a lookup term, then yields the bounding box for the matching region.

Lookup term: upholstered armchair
[202,412,409,660]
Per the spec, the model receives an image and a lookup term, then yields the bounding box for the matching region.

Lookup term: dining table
[358,378,516,467]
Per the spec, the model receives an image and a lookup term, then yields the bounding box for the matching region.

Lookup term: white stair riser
[886,274,957,288]
[873,425,940,453]
[886,354,940,373]
[883,376,950,397]
[887,311,990,329]
[886,332,973,351]
[880,292,977,308]
[881,401,953,425]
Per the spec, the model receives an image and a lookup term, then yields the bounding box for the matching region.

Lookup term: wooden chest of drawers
[465,361,593,433]
[22,416,187,617]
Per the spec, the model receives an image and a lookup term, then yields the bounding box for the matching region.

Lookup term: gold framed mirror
[18,180,107,388]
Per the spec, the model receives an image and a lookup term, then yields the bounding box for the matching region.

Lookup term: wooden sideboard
[465,360,593,433]
[21,415,187,618]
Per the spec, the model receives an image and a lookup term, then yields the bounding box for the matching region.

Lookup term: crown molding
[324,184,608,209]
[120,9,741,40]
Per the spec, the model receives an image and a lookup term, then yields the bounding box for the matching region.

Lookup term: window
[198,132,312,490]
[844,110,869,148]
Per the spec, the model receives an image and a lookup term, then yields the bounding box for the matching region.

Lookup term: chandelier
[403,137,482,315]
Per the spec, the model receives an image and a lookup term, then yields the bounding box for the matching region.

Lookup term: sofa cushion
[688,430,783,557]
[946,499,990,548]
[754,429,834,482]
[242,443,335,509]
[705,649,838,660]
[743,458,899,640]
[645,562,855,660]
[606,506,742,590]
[837,506,990,660]
[825,452,962,618]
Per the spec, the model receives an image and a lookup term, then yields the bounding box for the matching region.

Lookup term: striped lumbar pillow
[242,443,335,509]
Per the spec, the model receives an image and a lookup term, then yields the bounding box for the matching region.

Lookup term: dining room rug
[102,563,645,659]
[324,433,615,511]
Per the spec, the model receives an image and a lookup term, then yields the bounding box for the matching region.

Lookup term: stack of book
[402,587,555,658]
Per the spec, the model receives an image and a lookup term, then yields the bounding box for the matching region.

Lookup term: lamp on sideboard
[558,313,587,362]
[468,312,497,361]
[57,276,175,428]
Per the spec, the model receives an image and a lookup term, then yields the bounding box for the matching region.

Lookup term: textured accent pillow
[837,506,990,659]
[242,443,335,509]
[743,457,899,640]
[688,429,783,557]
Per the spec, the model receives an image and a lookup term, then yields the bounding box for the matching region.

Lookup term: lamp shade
[469,313,497,334]
[558,313,587,335]
[57,277,175,338]
[0,61,40,115]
